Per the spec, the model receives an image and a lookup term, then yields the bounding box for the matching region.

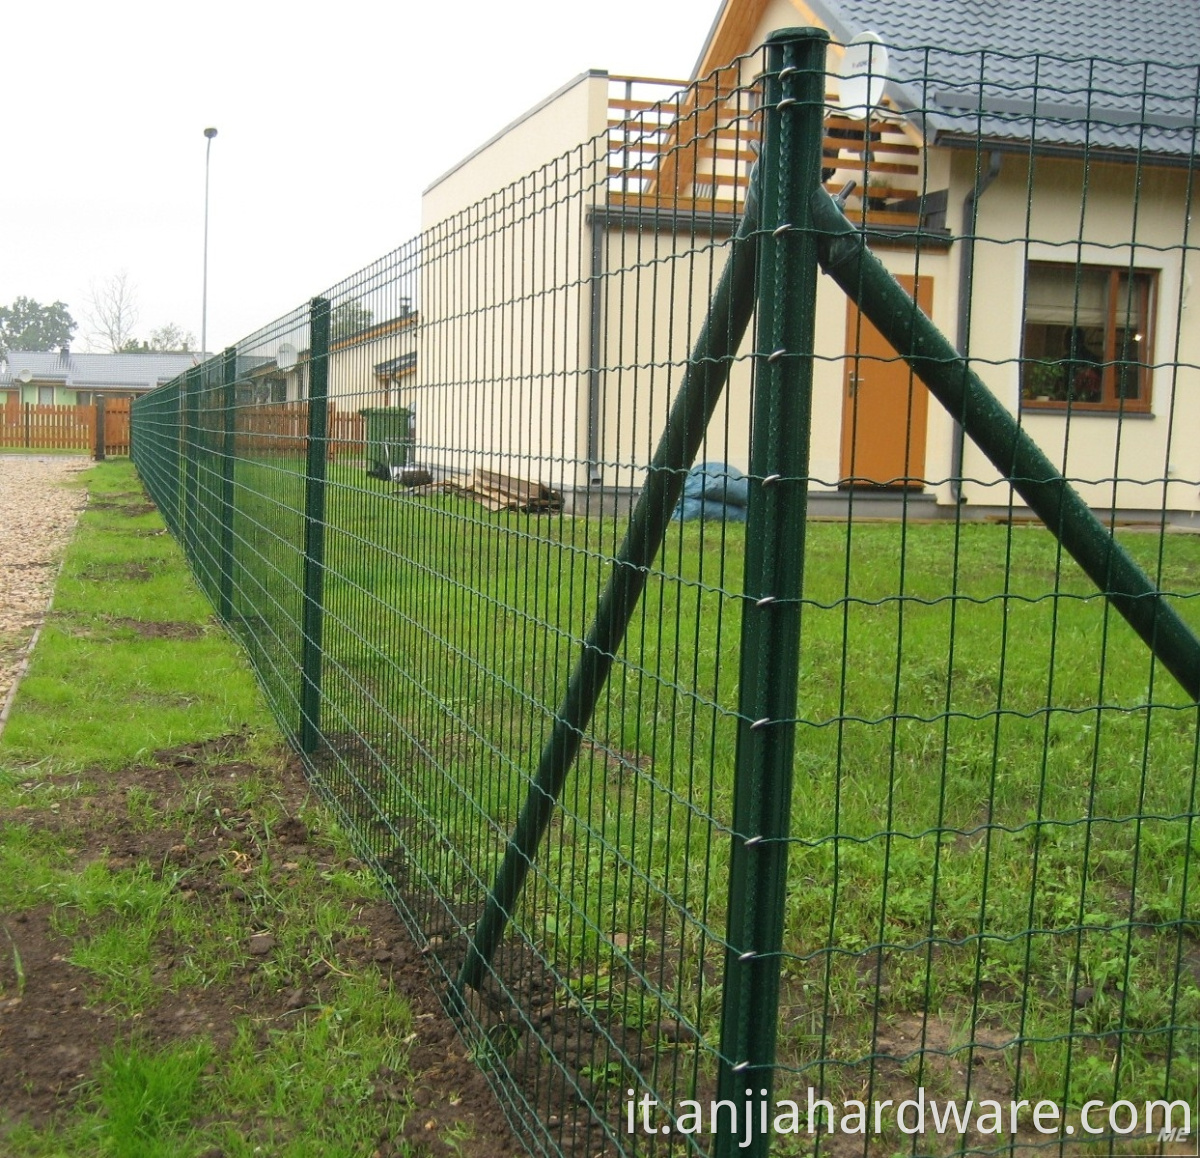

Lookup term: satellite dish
[838,32,889,119]
[277,343,298,371]
[18,369,32,384]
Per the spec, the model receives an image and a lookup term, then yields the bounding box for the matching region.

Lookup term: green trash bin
[359,407,413,480]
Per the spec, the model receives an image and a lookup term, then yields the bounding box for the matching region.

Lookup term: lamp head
[204,127,218,139]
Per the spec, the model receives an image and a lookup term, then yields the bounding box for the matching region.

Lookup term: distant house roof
[0,350,200,390]
[331,307,418,353]
[696,0,1200,160]
[375,351,417,378]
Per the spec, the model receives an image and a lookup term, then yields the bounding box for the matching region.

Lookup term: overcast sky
[3,0,717,354]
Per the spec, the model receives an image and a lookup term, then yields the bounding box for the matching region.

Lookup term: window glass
[1021,262,1153,411]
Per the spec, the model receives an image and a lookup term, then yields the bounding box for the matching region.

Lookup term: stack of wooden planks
[447,468,563,513]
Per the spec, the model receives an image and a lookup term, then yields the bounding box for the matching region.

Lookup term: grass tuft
[92,1038,213,1158]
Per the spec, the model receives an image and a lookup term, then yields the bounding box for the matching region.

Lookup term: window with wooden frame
[1020,261,1155,413]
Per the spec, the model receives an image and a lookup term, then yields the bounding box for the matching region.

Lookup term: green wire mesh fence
[132,29,1200,1157]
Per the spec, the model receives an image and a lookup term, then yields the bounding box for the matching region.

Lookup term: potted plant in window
[1024,360,1062,402]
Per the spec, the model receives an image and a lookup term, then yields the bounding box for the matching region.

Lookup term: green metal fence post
[93,394,106,462]
[301,298,331,753]
[715,28,828,1158]
[182,367,200,561]
[218,347,237,623]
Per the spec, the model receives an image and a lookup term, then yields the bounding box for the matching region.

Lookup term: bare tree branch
[86,272,140,352]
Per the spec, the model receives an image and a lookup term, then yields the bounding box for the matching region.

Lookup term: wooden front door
[839,274,933,488]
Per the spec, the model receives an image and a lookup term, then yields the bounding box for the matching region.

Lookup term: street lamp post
[202,127,218,360]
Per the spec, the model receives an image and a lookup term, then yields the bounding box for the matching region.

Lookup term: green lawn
[131,442,1200,1150]
[0,462,494,1158]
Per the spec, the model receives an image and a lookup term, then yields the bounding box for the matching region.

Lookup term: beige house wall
[410,10,1197,516]
[421,72,611,231]
[590,222,755,493]
[326,319,418,410]
[415,73,623,491]
[956,153,1199,516]
[589,220,955,493]
[413,184,594,490]
[584,150,1194,517]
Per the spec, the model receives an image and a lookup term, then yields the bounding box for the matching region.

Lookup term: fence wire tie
[733,1061,752,1073]
[776,97,798,110]
[738,950,758,962]
[750,717,772,730]
[767,348,787,362]
[777,66,798,81]
[754,595,778,608]
[743,834,765,848]
[772,223,794,237]
[762,473,782,486]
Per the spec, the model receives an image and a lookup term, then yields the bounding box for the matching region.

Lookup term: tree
[0,297,77,357]
[331,300,374,341]
[86,272,140,352]
[148,323,196,353]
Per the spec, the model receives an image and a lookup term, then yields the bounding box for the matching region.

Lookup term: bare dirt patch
[112,618,211,640]
[87,494,158,518]
[78,562,155,583]
[0,736,519,1157]
[52,614,212,641]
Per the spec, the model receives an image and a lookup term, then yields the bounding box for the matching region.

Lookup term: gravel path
[0,455,92,731]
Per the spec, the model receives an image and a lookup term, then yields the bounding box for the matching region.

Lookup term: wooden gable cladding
[601,0,933,227]
[695,0,774,84]
[605,66,754,214]
[605,74,924,227]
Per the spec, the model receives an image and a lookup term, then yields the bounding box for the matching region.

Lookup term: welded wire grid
[130,37,1200,1158]
[789,37,1200,1158]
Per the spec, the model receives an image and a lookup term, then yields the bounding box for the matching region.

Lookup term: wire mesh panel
[132,32,1199,1158]
[130,381,183,538]
[785,36,1200,1158]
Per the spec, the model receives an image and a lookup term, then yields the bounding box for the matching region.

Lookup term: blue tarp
[672,462,749,522]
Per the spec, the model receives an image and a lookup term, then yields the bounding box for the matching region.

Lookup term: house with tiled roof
[416,0,1200,521]
[1,349,201,407]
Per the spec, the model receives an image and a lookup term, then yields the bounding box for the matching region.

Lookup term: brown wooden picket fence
[0,403,94,453]
[0,400,133,457]
[235,403,365,460]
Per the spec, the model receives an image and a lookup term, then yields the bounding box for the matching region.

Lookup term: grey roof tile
[809,0,1200,158]
[3,350,200,390]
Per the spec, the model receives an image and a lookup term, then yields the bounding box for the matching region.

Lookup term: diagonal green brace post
[714,27,828,1158]
[455,114,768,1001]
[810,189,1200,702]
